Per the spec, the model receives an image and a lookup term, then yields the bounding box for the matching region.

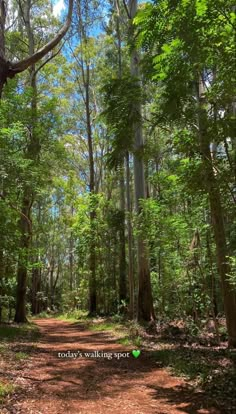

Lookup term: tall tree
[197,76,236,347]
[74,0,99,314]
[128,0,155,321]
[135,0,236,345]
[115,0,127,309]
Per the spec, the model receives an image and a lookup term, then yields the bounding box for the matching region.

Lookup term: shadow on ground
[2,319,235,414]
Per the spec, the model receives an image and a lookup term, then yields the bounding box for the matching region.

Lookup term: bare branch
[122,0,131,19]
[10,0,73,75]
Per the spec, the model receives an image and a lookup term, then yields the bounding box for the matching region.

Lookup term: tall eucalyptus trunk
[119,164,127,306]
[197,75,236,347]
[15,0,39,322]
[69,206,75,291]
[129,0,155,322]
[31,203,42,315]
[77,0,97,314]
[116,0,127,309]
[126,152,134,318]
[86,66,97,314]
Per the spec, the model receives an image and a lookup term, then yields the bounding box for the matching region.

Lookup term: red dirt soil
[1,319,220,414]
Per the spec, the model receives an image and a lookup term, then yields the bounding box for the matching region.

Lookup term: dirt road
[2,319,220,414]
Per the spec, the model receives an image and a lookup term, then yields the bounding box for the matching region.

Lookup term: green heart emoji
[132,350,141,358]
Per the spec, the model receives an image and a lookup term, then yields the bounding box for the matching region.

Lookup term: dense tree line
[0,0,235,347]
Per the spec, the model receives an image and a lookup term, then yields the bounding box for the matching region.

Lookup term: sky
[53,0,66,17]
[52,0,151,18]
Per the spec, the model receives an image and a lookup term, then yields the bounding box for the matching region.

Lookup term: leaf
[196,0,208,17]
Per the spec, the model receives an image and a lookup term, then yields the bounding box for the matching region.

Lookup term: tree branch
[33,44,64,79]
[0,193,32,232]
[9,0,73,75]
[123,0,131,19]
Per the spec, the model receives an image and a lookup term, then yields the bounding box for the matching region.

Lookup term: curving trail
[4,319,220,414]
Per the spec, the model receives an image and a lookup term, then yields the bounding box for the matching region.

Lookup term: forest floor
[0,318,235,414]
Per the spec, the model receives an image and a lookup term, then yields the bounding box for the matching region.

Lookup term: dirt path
[3,319,220,414]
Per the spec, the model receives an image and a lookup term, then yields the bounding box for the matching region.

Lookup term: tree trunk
[69,212,74,291]
[14,194,31,323]
[129,0,155,322]
[119,164,127,307]
[0,247,4,323]
[86,65,97,314]
[0,58,8,98]
[76,0,97,314]
[31,267,41,315]
[31,203,42,315]
[14,0,38,323]
[115,4,127,308]
[206,229,218,316]
[126,152,135,318]
[0,0,6,60]
[50,260,54,310]
[197,76,236,347]
[0,0,7,98]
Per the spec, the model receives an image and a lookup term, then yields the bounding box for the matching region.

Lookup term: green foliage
[56,309,88,322]
[89,322,119,331]
[0,323,40,341]
[101,76,142,168]
[227,257,236,290]
[0,382,15,402]
[14,352,28,361]
[1,0,234,347]
[151,345,236,409]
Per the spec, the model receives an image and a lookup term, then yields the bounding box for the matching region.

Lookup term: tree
[128,0,155,322]
[135,0,236,345]
[0,0,73,97]
[73,0,98,314]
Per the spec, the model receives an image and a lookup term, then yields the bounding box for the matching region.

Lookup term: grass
[0,323,40,342]
[149,346,236,412]
[14,351,28,360]
[31,311,53,319]
[117,336,132,346]
[117,335,142,348]
[0,382,15,402]
[89,322,122,331]
[150,346,236,388]
[0,343,7,353]
[55,310,89,323]
[85,319,143,347]
[56,311,144,348]
[0,321,40,406]
[0,322,40,364]
[151,348,210,381]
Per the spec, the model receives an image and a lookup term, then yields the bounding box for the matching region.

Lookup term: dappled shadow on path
[5,319,224,414]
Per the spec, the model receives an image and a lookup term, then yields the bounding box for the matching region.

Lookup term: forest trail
[4,318,220,414]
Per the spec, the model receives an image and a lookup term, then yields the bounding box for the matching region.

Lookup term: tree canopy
[0,0,235,347]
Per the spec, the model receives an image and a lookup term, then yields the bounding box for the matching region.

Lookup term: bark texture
[15,0,37,323]
[15,193,32,323]
[129,0,155,322]
[77,0,97,314]
[126,152,135,318]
